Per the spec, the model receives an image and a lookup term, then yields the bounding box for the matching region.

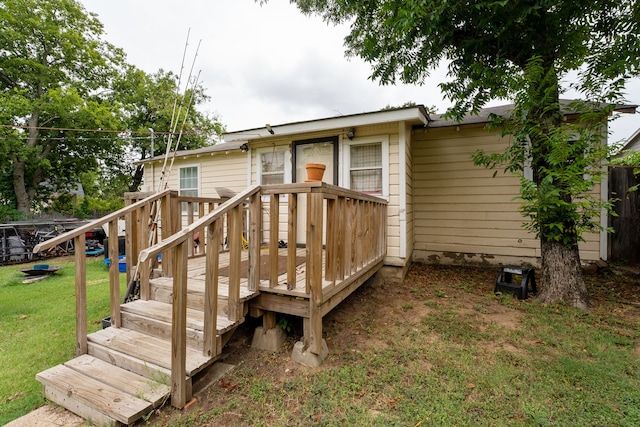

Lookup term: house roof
[222,105,430,143]
[138,139,248,164]
[138,105,430,164]
[138,100,636,164]
[427,99,637,128]
[618,127,640,153]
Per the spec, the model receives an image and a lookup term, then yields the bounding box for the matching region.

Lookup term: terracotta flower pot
[305,163,326,182]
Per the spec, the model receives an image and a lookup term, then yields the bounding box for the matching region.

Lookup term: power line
[0,123,200,135]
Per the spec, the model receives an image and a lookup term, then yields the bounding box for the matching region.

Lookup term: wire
[0,123,201,135]
[0,135,156,142]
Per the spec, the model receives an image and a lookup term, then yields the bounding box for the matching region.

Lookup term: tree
[0,0,125,213]
[266,0,640,308]
[109,66,225,192]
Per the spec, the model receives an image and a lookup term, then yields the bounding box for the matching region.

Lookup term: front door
[293,137,338,244]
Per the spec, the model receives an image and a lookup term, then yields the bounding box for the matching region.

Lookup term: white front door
[293,137,338,244]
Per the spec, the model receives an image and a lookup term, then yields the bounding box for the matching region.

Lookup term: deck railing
[259,183,388,355]
[139,185,262,407]
[31,190,225,357]
[34,182,387,409]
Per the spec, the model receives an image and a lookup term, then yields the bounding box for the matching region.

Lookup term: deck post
[74,234,87,356]
[306,192,324,356]
[108,219,121,328]
[251,309,287,352]
[203,220,221,358]
[171,241,189,408]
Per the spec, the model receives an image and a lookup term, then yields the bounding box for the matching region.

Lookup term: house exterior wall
[142,151,248,197]
[411,124,602,266]
[243,124,407,269]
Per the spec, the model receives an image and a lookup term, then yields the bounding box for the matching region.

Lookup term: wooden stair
[36,273,258,426]
[37,354,170,426]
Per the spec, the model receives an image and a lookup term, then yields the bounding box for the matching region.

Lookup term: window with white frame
[258,148,290,184]
[343,136,389,197]
[179,165,199,211]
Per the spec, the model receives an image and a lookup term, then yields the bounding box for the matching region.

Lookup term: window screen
[179,166,198,196]
[261,151,285,184]
[350,143,382,194]
[179,166,198,212]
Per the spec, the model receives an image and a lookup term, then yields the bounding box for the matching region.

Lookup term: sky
[80,0,639,145]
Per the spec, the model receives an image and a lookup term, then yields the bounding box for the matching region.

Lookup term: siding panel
[412,125,602,264]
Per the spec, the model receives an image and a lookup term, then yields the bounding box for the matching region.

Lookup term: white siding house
[140,103,630,279]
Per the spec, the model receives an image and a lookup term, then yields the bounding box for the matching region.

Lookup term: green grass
[3,260,640,427]
[185,305,639,426]
[0,258,123,425]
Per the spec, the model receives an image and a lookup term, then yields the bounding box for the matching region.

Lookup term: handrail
[139,185,261,263]
[260,181,389,204]
[32,189,173,253]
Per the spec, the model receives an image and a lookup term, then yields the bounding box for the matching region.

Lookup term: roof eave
[223,106,429,143]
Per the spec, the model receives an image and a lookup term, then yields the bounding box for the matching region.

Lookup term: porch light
[239,143,249,152]
[347,128,355,140]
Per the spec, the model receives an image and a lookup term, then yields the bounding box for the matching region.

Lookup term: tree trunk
[538,237,589,310]
[13,109,41,213]
[13,159,32,213]
[129,164,145,192]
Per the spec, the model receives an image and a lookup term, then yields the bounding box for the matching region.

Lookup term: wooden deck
[32,183,387,425]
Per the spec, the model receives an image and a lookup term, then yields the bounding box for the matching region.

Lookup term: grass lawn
[0,257,123,425]
[1,260,639,426]
[150,263,640,427]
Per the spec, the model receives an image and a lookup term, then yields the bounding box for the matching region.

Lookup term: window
[179,165,199,211]
[350,143,383,194]
[343,136,389,198]
[258,148,290,184]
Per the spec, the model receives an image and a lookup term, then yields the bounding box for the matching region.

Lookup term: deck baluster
[248,192,261,292]
[139,203,151,300]
[269,194,280,288]
[228,205,242,322]
[74,233,87,355]
[287,193,298,290]
[108,219,121,328]
[325,196,337,284]
[203,219,222,357]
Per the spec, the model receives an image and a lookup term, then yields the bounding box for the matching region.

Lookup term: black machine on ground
[0,220,107,265]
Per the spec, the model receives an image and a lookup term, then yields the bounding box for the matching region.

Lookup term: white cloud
[80,0,639,141]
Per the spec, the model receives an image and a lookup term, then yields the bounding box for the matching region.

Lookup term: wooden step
[120,300,205,349]
[120,299,239,348]
[36,355,170,426]
[149,276,258,311]
[88,327,214,378]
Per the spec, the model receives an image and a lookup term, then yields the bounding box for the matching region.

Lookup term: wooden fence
[608,166,640,264]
